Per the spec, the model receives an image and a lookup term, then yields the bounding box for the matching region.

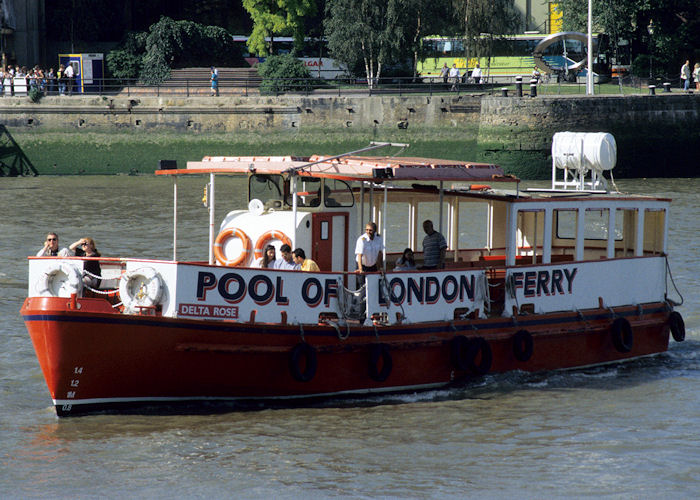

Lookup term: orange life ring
[214,228,252,267]
[470,184,491,191]
[254,230,292,259]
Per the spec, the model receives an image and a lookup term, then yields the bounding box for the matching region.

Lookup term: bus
[418,32,611,83]
[233,36,347,79]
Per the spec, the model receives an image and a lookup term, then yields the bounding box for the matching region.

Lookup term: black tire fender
[466,337,492,375]
[368,343,393,382]
[611,317,633,353]
[450,335,471,371]
[513,329,534,362]
[289,342,317,382]
[669,311,685,342]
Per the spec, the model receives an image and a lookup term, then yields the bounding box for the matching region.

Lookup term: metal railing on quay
[1,75,693,99]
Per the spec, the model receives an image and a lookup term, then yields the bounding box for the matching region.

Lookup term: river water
[1,176,699,498]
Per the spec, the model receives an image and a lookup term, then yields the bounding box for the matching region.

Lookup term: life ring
[214,227,252,267]
[512,329,534,362]
[119,267,163,313]
[466,337,492,375]
[470,184,491,191]
[368,344,393,382]
[669,311,685,342]
[289,342,317,382]
[35,262,83,297]
[254,230,292,259]
[611,317,633,353]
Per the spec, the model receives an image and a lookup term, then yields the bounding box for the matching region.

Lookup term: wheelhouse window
[249,174,283,208]
[287,176,322,207]
[324,179,354,208]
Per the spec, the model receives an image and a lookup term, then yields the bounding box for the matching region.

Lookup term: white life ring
[35,262,83,297]
[119,267,163,313]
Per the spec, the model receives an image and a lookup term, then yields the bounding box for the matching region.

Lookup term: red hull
[21,296,672,416]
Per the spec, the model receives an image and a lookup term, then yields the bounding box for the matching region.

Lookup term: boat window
[287,177,322,207]
[643,208,666,255]
[555,208,622,241]
[249,174,283,206]
[324,179,354,208]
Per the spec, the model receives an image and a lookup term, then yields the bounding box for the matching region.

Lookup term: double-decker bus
[418,32,611,83]
[233,36,347,79]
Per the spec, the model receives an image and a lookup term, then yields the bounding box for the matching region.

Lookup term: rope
[83,285,118,295]
[665,255,684,306]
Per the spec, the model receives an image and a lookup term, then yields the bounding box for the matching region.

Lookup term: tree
[258,53,313,94]
[403,0,456,79]
[324,0,406,86]
[242,0,317,56]
[105,17,245,84]
[452,0,521,78]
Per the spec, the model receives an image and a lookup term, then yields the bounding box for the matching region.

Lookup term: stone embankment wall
[1,92,698,177]
[0,95,482,132]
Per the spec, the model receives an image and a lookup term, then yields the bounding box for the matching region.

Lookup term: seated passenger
[273,244,300,270]
[254,244,277,268]
[68,237,102,288]
[36,232,70,256]
[394,248,416,271]
[292,248,320,272]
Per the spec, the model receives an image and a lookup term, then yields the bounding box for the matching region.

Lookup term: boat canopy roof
[156,154,517,184]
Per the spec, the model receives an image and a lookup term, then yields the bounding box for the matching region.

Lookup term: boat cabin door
[311,212,349,272]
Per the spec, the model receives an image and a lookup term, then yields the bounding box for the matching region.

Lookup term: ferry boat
[21,134,686,417]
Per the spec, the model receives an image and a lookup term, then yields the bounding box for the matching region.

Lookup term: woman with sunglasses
[68,237,102,288]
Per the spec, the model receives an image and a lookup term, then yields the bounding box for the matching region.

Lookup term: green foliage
[452,0,521,62]
[28,87,43,103]
[258,53,313,94]
[105,17,245,85]
[105,32,147,79]
[243,0,317,56]
[325,0,404,82]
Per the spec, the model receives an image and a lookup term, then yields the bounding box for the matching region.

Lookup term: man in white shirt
[273,244,300,270]
[355,222,383,273]
[448,63,460,91]
[36,232,70,256]
[64,63,75,95]
[471,63,482,84]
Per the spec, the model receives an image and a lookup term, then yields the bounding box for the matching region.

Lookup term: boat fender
[450,335,471,371]
[254,230,292,260]
[669,311,685,342]
[368,344,393,382]
[214,227,252,267]
[119,267,163,313]
[289,342,317,382]
[466,337,493,375]
[512,329,534,362]
[611,317,633,353]
[35,262,83,297]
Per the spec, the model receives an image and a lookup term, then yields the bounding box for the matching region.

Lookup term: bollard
[663,82,671,93]
[648,85,656,95]
[501,87,508,97]
[515,76,523,97]
[530,81,537,98]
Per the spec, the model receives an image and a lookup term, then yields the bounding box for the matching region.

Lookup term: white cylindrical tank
[552,132,617,172]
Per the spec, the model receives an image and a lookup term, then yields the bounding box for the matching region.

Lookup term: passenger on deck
[36,232,70,256]
[273,244,300,270]
[254,244,277,268]
[293,248,320,272]
[420,220,447,270]
[355,222,383,273]
[68,237,102,288]
[394,248,416,271]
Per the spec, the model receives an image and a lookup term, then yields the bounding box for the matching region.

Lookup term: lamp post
[647,19,655,82]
